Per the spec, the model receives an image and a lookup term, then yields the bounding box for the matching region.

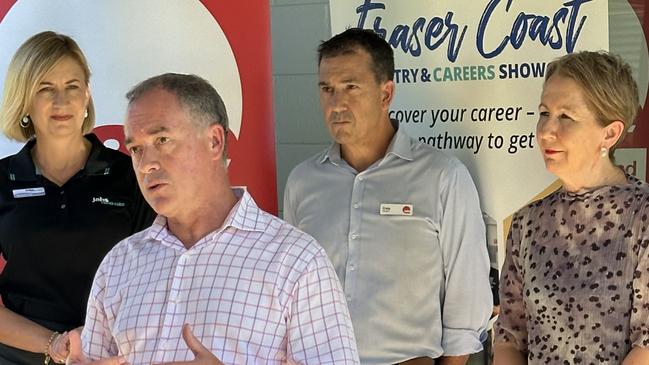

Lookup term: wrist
[44,331,60,364]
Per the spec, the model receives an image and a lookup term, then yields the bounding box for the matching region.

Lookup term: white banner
[330,0,609,265]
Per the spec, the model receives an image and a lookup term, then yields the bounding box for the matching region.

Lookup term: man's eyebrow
[124,126,169,145]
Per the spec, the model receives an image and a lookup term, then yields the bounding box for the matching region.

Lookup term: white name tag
[13,187,46,198]
[379,203,413,216]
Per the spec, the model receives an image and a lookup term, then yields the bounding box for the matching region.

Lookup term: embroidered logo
[91,196,126,207]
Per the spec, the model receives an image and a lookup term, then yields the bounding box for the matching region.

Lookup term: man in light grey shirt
[283,28,492,365]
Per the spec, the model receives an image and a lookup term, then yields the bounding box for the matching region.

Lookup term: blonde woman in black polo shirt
[0,31,154,364]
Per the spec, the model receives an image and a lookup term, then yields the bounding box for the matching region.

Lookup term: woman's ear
[603,120,625,149]
[85,84,91,105]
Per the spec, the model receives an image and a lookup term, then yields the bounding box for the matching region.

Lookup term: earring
[83,109,88,119]
[600,146,608,158]
[20,115,30,128]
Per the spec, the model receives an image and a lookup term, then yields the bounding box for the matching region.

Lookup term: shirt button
[358,176,364,181]
[59,191,64,195]
[353,202,359,209]
[351,233,358,240]
[60,204,66,209]
[346,295,352,302]
[349,264,356,271]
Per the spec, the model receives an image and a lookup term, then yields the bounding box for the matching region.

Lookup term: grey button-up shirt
[284,128,492,364]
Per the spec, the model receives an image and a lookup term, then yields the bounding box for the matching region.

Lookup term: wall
[271,0,332,217]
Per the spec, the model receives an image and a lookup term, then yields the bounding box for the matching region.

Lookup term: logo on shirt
[379,203,413,216]
[92,196,126,207]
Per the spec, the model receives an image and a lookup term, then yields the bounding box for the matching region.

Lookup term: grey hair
[126,73,229,153]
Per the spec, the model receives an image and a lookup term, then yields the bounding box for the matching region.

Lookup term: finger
[96,356,129,365]
[66,331,86,363]
[52,332,71,358]
[67,356,128,365]
[181,323,209,357]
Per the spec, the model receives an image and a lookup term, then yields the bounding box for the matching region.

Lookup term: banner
[618,0,649,182]
[330,0,649,266]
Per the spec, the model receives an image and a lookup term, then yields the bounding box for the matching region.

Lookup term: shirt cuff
[442,328,486,356]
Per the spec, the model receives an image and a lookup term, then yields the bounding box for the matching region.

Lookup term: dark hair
[318,28,394,83]
[126,73,229,153]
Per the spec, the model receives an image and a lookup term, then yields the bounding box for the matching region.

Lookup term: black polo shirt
[0,133,155,331]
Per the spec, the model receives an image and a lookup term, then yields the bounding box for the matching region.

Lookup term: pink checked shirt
[82,190,359,364]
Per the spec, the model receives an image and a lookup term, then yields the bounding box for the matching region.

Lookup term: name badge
[379,203,413,216]
[13,187,46,198]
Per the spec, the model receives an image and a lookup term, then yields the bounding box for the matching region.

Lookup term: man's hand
[153,324,224,365]
[50,326,84,364]
[65,331,129,365]
[49,331,70,364]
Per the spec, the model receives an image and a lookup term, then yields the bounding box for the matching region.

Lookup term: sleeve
[438,162,492,356]
[630,197,649,348]
[82,254,119,360]
[286,248,360,365]
[493,211,528,352]
[283,170,298,225]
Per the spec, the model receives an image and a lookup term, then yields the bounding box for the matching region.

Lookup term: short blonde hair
[545,51,640,153]
[0,31,95,141]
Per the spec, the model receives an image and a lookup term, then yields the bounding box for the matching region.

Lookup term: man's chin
[145,197,172,217]
[331,130,352,145]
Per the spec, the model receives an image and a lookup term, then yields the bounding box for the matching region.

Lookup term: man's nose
[329,90,348,112]
[134,147,160,174]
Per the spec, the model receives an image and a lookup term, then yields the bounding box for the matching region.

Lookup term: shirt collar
[223,188,271,232]
[383,127,414,162]
[8,133,114,182]
[319,124,414,166]
[319,143,342,165]
[145,188,270,246]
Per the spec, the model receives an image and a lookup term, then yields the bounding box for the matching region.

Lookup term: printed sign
[328,0,646,266]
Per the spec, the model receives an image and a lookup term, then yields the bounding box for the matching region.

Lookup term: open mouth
[147,182,166,192]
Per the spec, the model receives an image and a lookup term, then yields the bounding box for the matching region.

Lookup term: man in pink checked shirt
[66,73,359,365]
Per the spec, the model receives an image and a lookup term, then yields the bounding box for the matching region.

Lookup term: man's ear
[603,120,625,149]
[207,123,227,160]
[381,80,395,111]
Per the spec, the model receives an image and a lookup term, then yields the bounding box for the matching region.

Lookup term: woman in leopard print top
[493,51,649,365]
